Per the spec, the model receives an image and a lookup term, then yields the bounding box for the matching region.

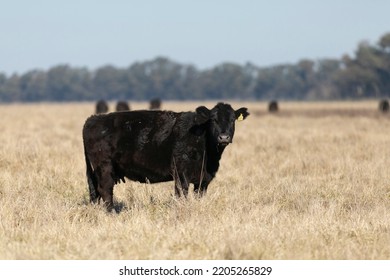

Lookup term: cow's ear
[195,106,210,124]
[235,107,249,121]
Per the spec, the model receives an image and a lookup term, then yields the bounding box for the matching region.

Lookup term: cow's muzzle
[218,134,231,146]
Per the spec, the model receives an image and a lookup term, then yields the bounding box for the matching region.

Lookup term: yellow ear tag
[237,113,244,121]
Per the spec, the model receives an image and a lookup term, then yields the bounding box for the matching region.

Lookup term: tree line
[1,32,390,102]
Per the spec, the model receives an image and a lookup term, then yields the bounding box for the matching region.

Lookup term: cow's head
[195,102,249,148]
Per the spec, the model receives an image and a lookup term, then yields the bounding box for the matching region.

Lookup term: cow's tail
[84,147,99,203]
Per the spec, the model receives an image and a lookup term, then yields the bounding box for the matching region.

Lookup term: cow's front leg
[194,171,212,197]
[194,180,210,197]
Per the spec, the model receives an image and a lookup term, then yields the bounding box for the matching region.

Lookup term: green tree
[93,65,127,100]
[379,32,390,52]
[19,70,47,101]
[46,65,93,101]
[199,63,254,100]
[0,74,21,102]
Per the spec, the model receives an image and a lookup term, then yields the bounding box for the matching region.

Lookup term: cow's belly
[113,150,173,184]
[124,166,173,184]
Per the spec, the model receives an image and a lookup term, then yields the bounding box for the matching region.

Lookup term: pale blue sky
[1,0,389,74]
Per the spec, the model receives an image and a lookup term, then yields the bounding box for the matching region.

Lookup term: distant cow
[116,101,130,111]
[95,100,109,114]
[149,98,162,110]
[379,99,389,113]
[83,102,249,211]
[268,100,278,112]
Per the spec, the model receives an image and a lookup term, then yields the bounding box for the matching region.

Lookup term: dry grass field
[0,100,390,260]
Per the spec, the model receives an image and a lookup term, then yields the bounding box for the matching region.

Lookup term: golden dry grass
[0,101,390,260]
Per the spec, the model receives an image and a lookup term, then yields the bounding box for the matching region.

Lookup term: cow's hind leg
[88,174,101,203]
[85,150,101,203]
[96,165,115,212]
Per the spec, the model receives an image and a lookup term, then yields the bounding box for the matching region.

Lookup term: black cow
[95,100,109,114]
[82,102,249,211]
[379,99,389,113]
[116,101,130,111]
[268,100,278,112]
[149,98,162,110]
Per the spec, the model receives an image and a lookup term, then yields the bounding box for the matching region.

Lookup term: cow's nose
[218,134,231,143]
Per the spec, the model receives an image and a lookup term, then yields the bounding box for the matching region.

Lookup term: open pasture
[0,101,390,259]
